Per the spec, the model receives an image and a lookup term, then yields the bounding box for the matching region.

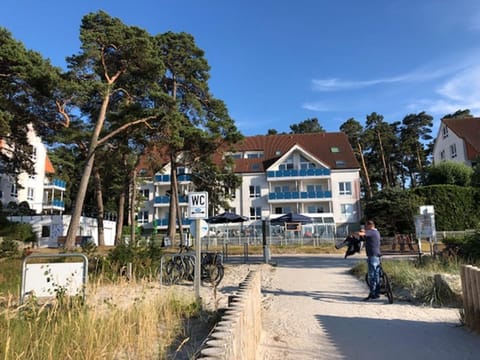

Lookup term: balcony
[42,199,65,210]
[154,195,188,205]
[43,178,67,190]
[154,218,191,227]
[154,174,192,183]
[267,168,330,179]
[268,190,332,201]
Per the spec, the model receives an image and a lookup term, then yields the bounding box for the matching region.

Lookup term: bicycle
[162,244,224,287]
[336,235,393,303]
[365,257,394,304]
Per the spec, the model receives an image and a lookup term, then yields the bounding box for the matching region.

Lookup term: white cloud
[406,65,480,116]
[301,101,331,112]
[311,64,463,92]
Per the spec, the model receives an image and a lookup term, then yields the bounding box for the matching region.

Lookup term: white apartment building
[0,124,66,214]
[433,117,480,167]
[137,132,362,237]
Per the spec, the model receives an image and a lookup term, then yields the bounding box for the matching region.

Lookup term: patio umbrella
[206,212,249,224]
[270,212,313,225]
[206,212,248,244]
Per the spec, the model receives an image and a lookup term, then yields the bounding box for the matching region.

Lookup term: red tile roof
[216,132,360,173]
[443,118,480,160]
[45,155,55,174]
[137,132,360,175]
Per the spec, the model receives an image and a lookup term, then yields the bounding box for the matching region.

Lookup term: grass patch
[350,255,463,307]
[0,284,202,359]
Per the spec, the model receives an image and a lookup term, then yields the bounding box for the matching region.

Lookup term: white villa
[136,132,362,238]
[433,117,480,167]
[0,124,66,214]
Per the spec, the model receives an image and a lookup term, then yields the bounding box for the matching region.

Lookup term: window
[246,152,263,159]
[330,147,340,153]
[306,184,322,192]
[139,189,149,199]
[341,204,354,216]
[251,163,261,171]
[31,147,37,161]
[11,183,18,198]
[28,173,35,180]
[339,182,352,195]
[442,126,448,138]
[249,185,261,198]
[450,144,457,158]
[307,205,324,213]
[335,160,346,167]
[41,225,50,237]
[138,168,148,177]
[137,211,149,224]
[440,150,445,160]
[225,187,236,199]
[249,207,261,220]
[274,207,283,214]
[27,187,34,201]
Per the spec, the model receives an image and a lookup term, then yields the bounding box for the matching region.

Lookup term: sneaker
[363,295,373,301]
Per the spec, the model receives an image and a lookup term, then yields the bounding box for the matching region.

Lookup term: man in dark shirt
[359,220,381,300]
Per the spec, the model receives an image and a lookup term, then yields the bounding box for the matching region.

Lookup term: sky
[1,0,480,136]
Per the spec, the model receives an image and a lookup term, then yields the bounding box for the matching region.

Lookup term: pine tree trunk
[65,88,111,248]
[130,169,137,245]
[93,165,105,247]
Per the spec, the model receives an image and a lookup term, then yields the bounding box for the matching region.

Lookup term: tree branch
[96,115,157,147]
[55,100,71,127]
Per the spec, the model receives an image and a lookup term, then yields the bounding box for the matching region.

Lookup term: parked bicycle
[336,235,394,303]
[162,244,224,287]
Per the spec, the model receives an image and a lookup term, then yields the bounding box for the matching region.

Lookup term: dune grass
[0,257,202,360]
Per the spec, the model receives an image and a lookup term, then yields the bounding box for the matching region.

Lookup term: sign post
[188,192,208,301]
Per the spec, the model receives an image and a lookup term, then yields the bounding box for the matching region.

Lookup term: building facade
[0,125,66,214]
[433,117,480,167]
[137,132,362,237]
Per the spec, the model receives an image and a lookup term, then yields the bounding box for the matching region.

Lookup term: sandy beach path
[256,254,480,360]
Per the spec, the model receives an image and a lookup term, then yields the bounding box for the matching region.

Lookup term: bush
[0,238,19,258]
[443,230,480,262]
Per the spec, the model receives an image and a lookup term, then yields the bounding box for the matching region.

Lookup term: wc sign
[188,192,208,219]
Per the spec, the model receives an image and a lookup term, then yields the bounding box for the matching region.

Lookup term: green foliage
[442,230,480,262]
[289,118,325,133]
[0,238,19,258]
[0,221,35,244]
[411,185,480,230]
[363,187,423,235]
[424,161,473,186]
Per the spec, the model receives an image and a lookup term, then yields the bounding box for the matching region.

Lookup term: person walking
[359,220,382,301]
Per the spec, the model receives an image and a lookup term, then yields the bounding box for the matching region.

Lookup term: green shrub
[443,230,480,262]
[0,238,19,258]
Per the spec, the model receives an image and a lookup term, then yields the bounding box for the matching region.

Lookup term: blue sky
[1,0,480,136]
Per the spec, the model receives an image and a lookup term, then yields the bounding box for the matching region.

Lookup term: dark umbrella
[270,212,313,225]
[206,212,249,224]
[206,212,248,243]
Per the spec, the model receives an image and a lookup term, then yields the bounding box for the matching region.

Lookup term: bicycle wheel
[202,263,224,286]
[165,259,182,285]
[382,272,394,304]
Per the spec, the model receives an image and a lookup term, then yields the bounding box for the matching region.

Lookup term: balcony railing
[154,195,188,204]
[154,174,192,183]
[153,218,191,226]
[44,178,67,190]
[268,190,332,200]
[43,199,65,208]
[267,168,330,178]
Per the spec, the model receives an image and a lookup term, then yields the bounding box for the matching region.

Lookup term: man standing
[359,220,381,301]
